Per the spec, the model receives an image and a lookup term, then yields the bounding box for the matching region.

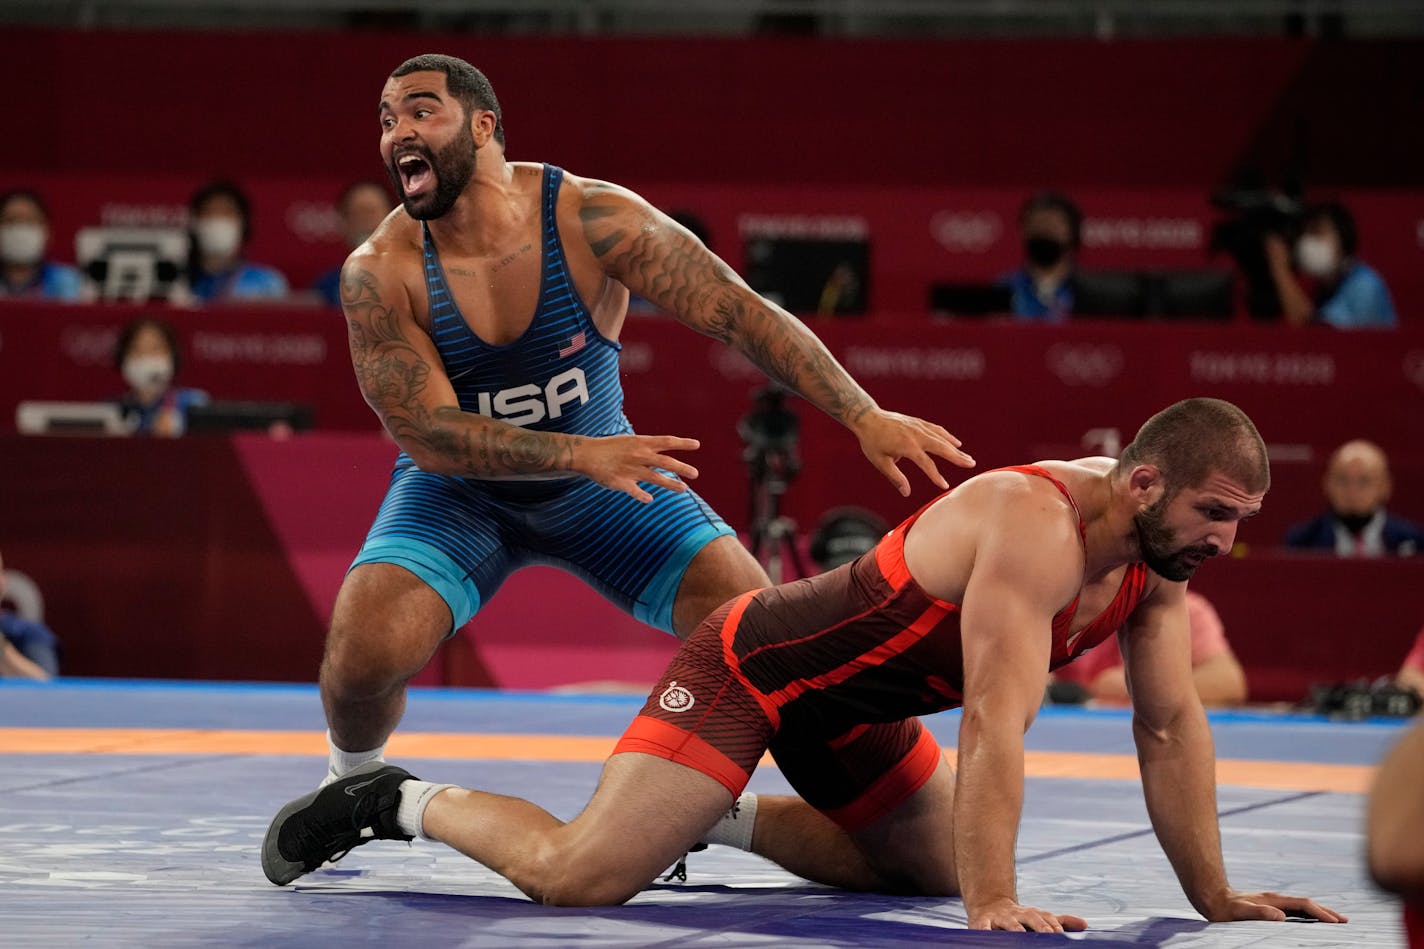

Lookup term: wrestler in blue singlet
[351,165,734,633]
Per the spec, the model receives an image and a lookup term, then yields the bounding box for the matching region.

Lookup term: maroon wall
[5,31,1424,313]
[10,31,1421,187]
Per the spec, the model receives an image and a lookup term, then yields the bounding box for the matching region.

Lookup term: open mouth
[396,152,434,197]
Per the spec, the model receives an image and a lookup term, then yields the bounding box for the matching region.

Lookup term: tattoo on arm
[578,194,874,425]
[340,265,575,476]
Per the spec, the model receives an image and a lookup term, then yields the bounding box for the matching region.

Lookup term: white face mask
[0,222,47,266]
[194,217,243,258]
[122,354,175,392]
[1296,235,1339,278]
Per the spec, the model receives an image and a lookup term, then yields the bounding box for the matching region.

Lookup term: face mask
[1024,236,1068,269]
[122,354,175,392]
[195,217,243,258]
[0,223,47,266]
[1296,235,1338,278]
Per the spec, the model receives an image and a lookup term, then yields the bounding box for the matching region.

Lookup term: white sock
[320,731,385,788]
[702,792,758,851]
[396,780,457,840]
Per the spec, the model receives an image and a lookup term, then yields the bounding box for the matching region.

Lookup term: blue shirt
[0,260,84,301]
[1317,261,1396,329]
[118,387,210,436]
[190,262,289,303]
[1001,268,1072,323]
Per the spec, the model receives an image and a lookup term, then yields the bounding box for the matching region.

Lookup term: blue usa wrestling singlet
[421,163,630,442]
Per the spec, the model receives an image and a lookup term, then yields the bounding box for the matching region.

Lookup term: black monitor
[1153,269,1235,320]
[928,282,1014,318]
[1071,270,1150,318]
[185,401,315,433]
[743,236,870,316]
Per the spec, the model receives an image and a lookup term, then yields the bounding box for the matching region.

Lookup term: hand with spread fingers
[853,408,975,497]
[574,434,701,504]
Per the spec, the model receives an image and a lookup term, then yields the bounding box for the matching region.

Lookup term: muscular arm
[1127,586,1347,924]
[1121,586,1234,916]
[574,179,971,491]
[340,256,697,499]
[578,184,872,423]
[953,489,1085,931]
[340,259,578,477]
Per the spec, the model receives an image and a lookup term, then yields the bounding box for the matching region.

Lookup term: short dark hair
[391,54,505,147]
[189,179,253,242]
[0,188,49,223]
[1116,397,1269,495]
[114,317,183,376]
[1303,201,1357,257]
[1020,191,1083,248]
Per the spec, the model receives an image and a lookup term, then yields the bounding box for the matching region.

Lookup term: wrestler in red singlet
[616,466,1149,830]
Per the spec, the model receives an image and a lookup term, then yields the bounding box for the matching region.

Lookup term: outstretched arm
[953,489,1088,932]
[575,179,973,495]
[1123,586,1345,923]
[340,254,698,502]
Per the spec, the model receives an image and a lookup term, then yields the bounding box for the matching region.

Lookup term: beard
[388,130,477,221]
[1133,497,1218,582]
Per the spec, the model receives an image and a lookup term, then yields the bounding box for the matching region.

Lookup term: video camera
[1208,187,1304,319]
[737,384,800,486]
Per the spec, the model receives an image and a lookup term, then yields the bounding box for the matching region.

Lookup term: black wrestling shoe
[261,761,415,885]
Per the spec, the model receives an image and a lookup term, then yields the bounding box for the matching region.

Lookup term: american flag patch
[558,332,587,358]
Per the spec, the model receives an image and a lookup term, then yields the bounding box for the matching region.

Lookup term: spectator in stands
[0,549,58,681]
[1265,201,1396,329]
[312,180,393,307]
[0,189,83,301]
[1051,590,1248,706]
[113,316,209,437]
[1284,439,1424,556]
[1000,191,1082,323]
[1396,627,1424,699]
[186,180,289,303]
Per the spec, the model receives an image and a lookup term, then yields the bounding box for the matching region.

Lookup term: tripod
[745,444,811,584]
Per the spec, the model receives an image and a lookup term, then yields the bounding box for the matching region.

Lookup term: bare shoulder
[906,467,1084,605]
[558,168,637,202]
[955,465,1083,525]
[338,210,423,313]
[914,468,1084,558]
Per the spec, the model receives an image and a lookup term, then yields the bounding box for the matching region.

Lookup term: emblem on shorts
[658,681,695,713]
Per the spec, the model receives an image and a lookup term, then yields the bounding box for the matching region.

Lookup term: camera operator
[1264,201,1397,329]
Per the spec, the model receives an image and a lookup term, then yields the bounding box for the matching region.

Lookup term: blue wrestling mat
[0,679,1411,947]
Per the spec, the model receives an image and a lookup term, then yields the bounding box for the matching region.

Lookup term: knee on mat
[526,849,642,907]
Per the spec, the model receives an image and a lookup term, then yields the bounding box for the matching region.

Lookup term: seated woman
[113,317,209,437]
